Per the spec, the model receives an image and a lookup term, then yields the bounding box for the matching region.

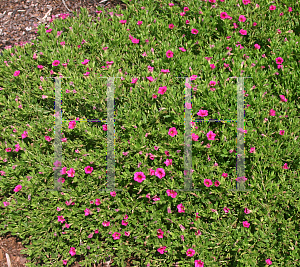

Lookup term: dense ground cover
[0,0,300,266]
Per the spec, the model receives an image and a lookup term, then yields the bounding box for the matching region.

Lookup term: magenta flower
[191,28,199,34]
[207,131,216,140]
[177,203,185,213]
[244,208,251,214]
[243,221,250,228]
[204,179,212,187]
[155,168,165,179]
[57,216,65,223]
[249,147,255,153]
[157,246,167,254]
[197,109,208,117]
[131,78,138,84]
[266,259,272,265]
[102,124,107,131]
[166,50,174,58]
[69,247,76,256]
[239,15,247,22]
[209,81,216,86]
[282,163,289,169]
[269,109,276,116]
[192,133,199,141]
[158,86,167,95]
[68,121,76,129]
[21,131,28,139]
[279,130,285,135]
[214,180,220,187]
[112,232,121,240]
[134,172,146,183]
[222,173,228,178]
[66,168,75,177]
[276,57,284,64]
[14,70,20,77]
[186,248,195,257]
[14,185,22,192]
[102,221,110,227]
[239,29,247,35]
[168,127,178,137]
[52,60,60,66]
[195,260,204,267]
[269,5,276,11]
[81,59,90,65]
[164,159,172,166]
[166,189,177,198]
[85,166,93,174]
[223,207,230,213]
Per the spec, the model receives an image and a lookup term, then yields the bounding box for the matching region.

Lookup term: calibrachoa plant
[0,0,299,266]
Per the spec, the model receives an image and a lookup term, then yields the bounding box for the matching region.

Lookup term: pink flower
[155,168,165,179]
[81,59,90,65]
[269,109,276,116]
[266,259,272,265]
[158,86,167,95]
[14,185,22,192]
[204,179,212,187]
[269,5,276,11]
[63,260,68,265]
[192,133,199,141]
[223,207,230,213]
[124,231,130,236]
[60,167,67,175]
[214,180,220,187]
[186,248,195,257]
[102,221,110,227]
[52,60,60,66]
[121,220,128,226]
[69,121,76,129]
[249,147,255,153]
[244,208,251,214]
[177,203,185,213]
[157,229,164,238]
[195,260,204,267]
[282,163,289,169]
[191,29,199,35]
[164,159,172,166]
[165,150,170,156]
[85,166,93,174]
[276,57,284,64]
[279,95,287,102]
[102,124,107,131]
[222,173,228,178]
[243,221,250,228]
[239,29,247,35]
[134,172,146,183]
[110,191,116,197]
[197,110,208,117]
[209,81,216,87]
[166,50,174,58]
[279,130,285,135]
[157,246,167,254]
[166,189,177,198]
[57,216,65,223]
[21,131,28,139]
[14,70,20,77]
[207,131,216,140]
[66,168,75,177]
[254,44,260,49]
[131,78,138,84]
[168,127,178,137]
[69,247,76,256]
[84,208,91,216]
[112,232,121,240]
[239,15,246,22]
